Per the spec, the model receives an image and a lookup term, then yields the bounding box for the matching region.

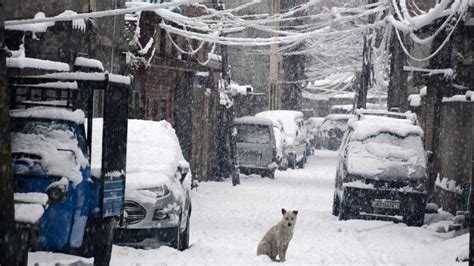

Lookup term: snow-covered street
[29,151,467,265]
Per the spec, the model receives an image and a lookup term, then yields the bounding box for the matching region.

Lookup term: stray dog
[257,208,298,262]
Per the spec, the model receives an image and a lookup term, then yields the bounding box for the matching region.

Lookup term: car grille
[124,201,146,225]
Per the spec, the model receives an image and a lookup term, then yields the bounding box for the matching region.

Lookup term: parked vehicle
[234,116,279,178]
[315,114,352,151]
[92,119,193,250]
[11,108,123,264]
[256,110,307,169]
[9,72,129,265]
[305,117,324,152]
[332,115,427,226]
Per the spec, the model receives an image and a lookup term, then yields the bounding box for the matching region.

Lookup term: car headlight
[144,186,170,198]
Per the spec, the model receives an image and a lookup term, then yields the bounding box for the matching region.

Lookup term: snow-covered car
[92,119,192,250]
[315,114,352,151]
[332,115,427,226]
[305,117,324,151]
[234,116,279,178]
[256,110,307,169]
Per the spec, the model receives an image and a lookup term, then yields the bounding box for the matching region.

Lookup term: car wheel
[332,192,340,216]
[297,157,305,169]
[338,198,351,221]
[179,208,191,250]
[170,224,181,250]
[405,213,425,227]
[267,169,275,179]
[92,217,116,266]
[288,154,296,169]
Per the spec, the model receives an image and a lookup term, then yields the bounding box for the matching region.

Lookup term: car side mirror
[178,165,190,183]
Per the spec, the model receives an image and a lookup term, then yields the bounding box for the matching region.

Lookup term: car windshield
[235,124,271,144]
[320,119,349,132]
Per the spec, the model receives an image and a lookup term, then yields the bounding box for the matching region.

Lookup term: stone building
[125,4,226,182]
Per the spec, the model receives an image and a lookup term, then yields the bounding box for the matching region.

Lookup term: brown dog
[257,209,298,262]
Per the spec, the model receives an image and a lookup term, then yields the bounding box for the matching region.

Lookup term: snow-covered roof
[91,119,189,191]
[10,107,86,124]
[74,57,104,71]
[234,116,274,127]
[349,116,423,141]
[7,57,70,72]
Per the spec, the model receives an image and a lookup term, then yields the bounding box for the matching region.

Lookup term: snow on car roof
[234,116,274,126]
[91,119,189,191]
[349,116,423,141]
[11,121,89,186]
[10,107,86,124]
[256,110,303,137]
[346,130,426,181]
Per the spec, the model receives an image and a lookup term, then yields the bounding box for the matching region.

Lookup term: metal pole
[0,0,17,264]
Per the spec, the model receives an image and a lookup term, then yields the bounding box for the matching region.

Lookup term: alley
[30,151,467,265]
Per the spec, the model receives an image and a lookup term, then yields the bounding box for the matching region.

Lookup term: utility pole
[215,0,239,186]
[387,30,408,112]
[0,0,17,264]
[387,1,408,112]
[357,0,377,109]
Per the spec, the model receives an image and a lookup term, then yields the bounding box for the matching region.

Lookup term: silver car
[234,116,278,179]
[92,119,192,250]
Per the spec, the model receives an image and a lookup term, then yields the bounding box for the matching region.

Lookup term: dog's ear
[281,208,287,215]
[293,210,298,215]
